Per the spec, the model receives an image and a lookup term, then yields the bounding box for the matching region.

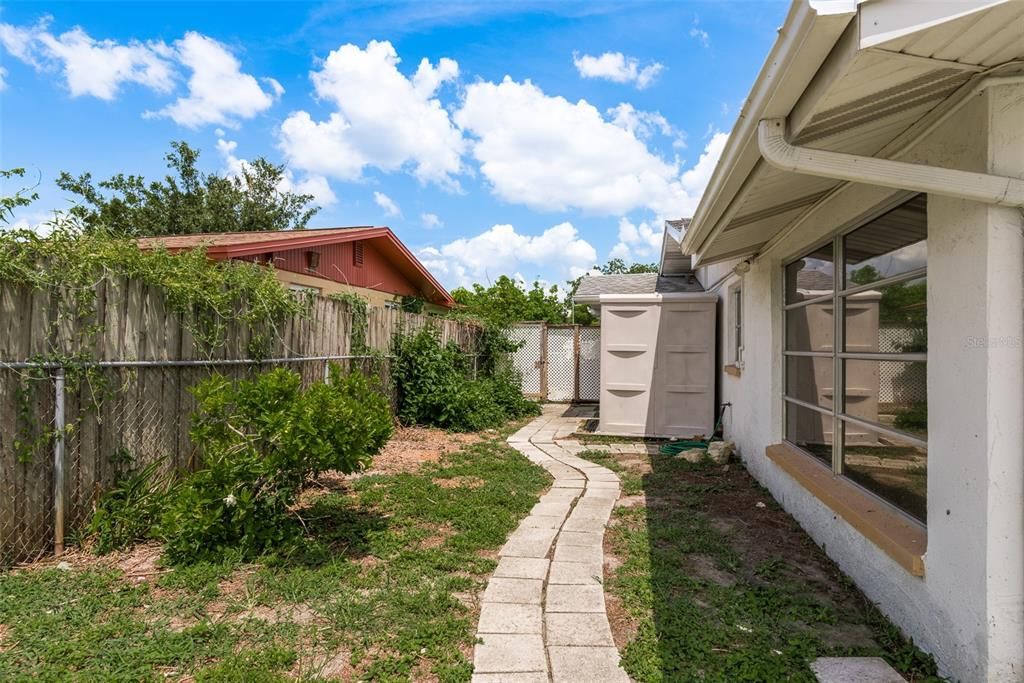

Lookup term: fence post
[53,366,66,557]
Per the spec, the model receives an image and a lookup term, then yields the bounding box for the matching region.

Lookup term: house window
[305,250,320,271]
[729,284,743,366]
[783,195,927,523]
[353,241,364,267]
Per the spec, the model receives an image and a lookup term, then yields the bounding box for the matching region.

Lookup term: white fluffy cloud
[149,32,280,128]
[0,18,175,100]
[608,103,685,149]
[418,222,597,288]
[572,51,663,89]
[373,191,401,217]
[609,217,663,262]
[278,40,464,188]
[0,19,279,127]
[455,77,726,217]
[421,212,442,229]
[216,136,337,207]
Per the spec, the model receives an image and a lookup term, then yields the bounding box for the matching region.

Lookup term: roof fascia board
[206,228,390,259]
[598,293,718,304]
[682,0,857,261]
[373,229,456,306]
[859,0,1012,49]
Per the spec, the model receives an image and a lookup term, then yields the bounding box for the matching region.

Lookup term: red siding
[233,240,423,298]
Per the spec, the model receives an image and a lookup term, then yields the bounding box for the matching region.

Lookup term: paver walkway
[472,405,630,683]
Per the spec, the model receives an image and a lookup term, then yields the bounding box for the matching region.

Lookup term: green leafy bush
[391,326,539,432]
[160,366,392,563]
[893,401,927,433]
[84,458,178,554]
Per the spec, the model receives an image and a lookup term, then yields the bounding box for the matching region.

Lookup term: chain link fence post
[53,366,66,556]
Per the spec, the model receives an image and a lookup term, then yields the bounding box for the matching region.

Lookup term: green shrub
[160,366,392,563]
[893,401,927,433]
[391,326,539,432]
[83,458,178,554]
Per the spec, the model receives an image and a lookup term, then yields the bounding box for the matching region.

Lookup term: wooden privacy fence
[0,277,480,566]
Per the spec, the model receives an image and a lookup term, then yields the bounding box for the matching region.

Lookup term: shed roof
[574,273,704,303]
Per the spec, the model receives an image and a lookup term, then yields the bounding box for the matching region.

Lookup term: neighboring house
[138,227,455,312]
[675,1,1024,680]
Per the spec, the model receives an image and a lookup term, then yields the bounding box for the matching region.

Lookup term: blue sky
[0,1,787,291]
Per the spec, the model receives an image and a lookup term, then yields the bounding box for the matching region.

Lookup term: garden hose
[659,403,731,456]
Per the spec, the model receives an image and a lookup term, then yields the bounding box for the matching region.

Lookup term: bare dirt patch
[432,475,484,489]
[293,648,353,680]
[366,426,482,476]
[687,553,737,587]
[417,522,455,550]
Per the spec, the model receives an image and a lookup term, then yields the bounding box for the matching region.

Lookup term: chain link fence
[0,355,390,567]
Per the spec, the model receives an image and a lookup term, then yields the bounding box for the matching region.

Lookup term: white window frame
[782,196,927,523]
[728,282,743,367]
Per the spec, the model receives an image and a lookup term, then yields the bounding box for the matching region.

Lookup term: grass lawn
[0,426,549,682]
[580,448,943,683]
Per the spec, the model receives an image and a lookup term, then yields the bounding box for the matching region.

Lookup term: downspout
[758,117,1024,207]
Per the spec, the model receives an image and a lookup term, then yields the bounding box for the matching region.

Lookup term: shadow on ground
[586,443,942,682]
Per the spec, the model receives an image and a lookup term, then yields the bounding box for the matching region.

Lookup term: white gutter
[758,118,1024,207]
[679,1,856,258]
[680,0,858,258]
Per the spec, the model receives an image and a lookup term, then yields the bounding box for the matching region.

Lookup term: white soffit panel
[693,1,1024,266]
[859,0,1013,49]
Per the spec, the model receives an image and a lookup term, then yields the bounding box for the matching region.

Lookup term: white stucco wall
[696,85,1024,681]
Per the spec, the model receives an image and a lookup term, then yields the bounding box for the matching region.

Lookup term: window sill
[765,443,926,577]
[724,364,742,377]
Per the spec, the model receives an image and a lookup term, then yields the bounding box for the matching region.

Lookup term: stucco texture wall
[700,86,1024,682]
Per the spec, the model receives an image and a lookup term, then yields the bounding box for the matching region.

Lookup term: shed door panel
[600,304,659,435]
[655,304,715,437]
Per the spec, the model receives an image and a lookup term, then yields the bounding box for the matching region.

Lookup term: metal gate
[509,323,599,402]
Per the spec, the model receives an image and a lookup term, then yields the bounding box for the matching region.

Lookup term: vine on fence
[328,291,368,355]
[0,221,311,463]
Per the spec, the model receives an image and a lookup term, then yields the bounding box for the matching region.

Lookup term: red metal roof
[138,226,455,307]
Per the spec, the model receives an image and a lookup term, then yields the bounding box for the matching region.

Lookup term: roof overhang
[140,227,456,307]
[682,0,1024,266]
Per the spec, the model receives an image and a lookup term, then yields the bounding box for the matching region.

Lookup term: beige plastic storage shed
[575,273,717,438]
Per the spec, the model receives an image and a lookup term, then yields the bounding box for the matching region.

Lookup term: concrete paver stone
[472,410,637,683]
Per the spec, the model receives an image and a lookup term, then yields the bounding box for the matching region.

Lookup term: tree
[563,258,659,325]
[597,258,657,275]
[1,168,40,225]
[57,141,319,237]
[451,276,568,325]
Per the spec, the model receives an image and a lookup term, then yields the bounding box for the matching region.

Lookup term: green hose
[659,438,717,456]
[659,403,730,456]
